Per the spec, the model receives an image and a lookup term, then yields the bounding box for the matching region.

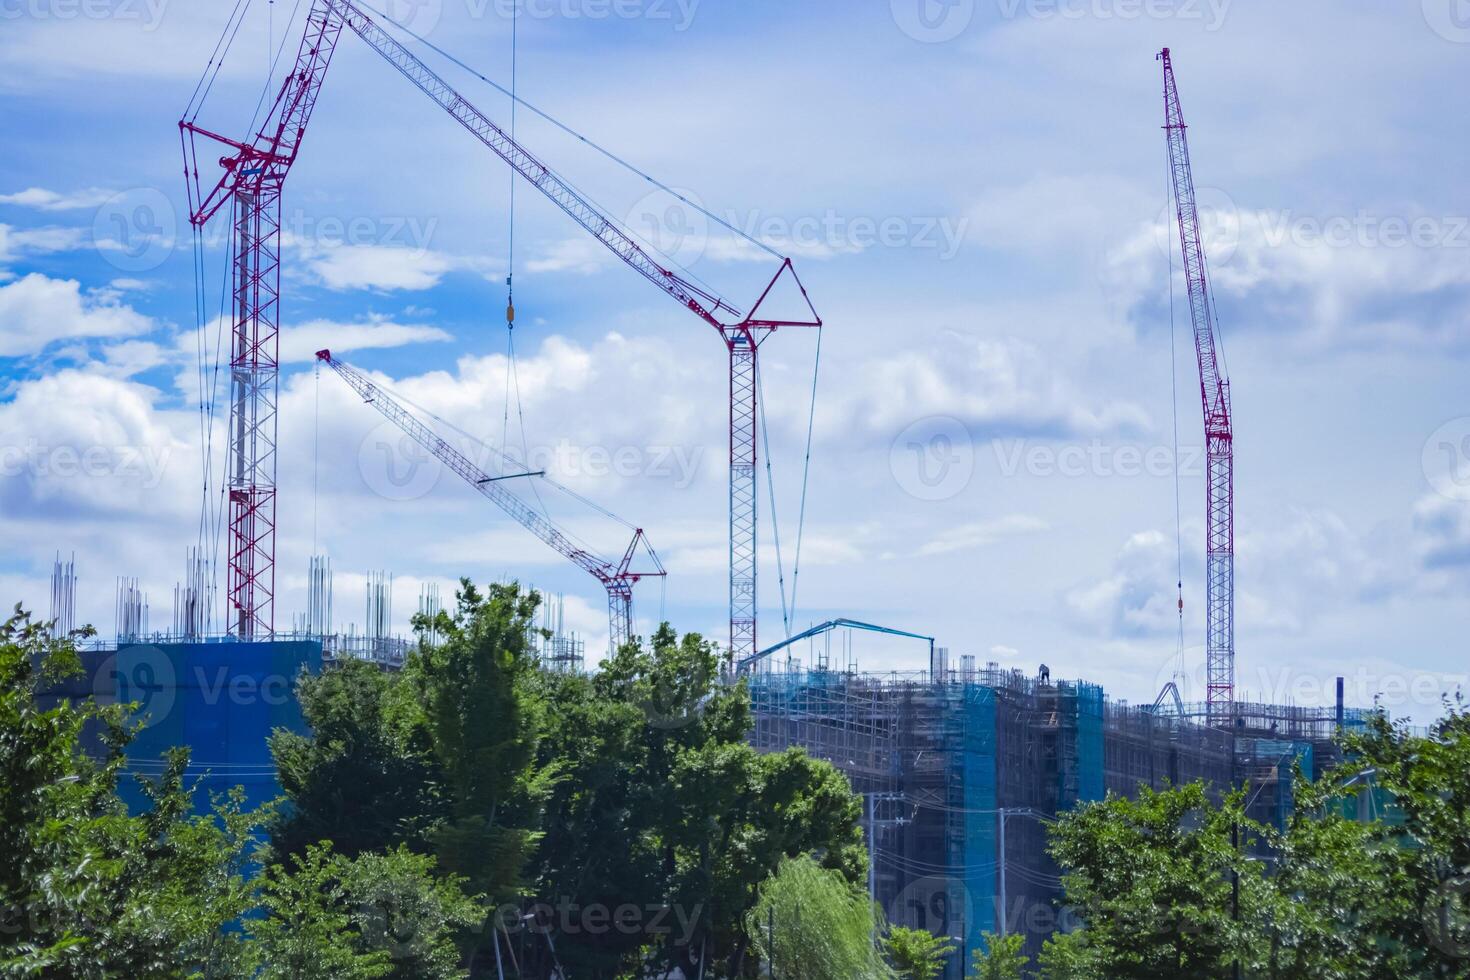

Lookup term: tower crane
[183,0,821,660]
[181,6,346,637]
[315,349,663,649]
[1158,48,1235,726]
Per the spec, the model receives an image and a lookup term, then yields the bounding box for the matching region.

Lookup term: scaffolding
[744,657,1376,976]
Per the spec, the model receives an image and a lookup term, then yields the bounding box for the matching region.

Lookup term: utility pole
[996,808,1053,938]
[865,792,909,908]
[998,808,1008,936]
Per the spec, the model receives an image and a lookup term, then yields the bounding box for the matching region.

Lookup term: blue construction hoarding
[112,639,321,813]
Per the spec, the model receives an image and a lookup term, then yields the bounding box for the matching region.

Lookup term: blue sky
[1,0,1467,721]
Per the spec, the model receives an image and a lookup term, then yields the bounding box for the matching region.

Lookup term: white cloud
[526,238,610,276]
[917,514,1049,556]
[814,333,1150,445]
[279,317,453,363]
[1412,495,1470,571]
[293,243,461,292]
[1103,206,1470,352]
[0,273,155,355]
[0,187,114,211]
[1068,510,1404,644]
[1064,529,1180,639]
[0,369,195,521]
[0,224,88,264]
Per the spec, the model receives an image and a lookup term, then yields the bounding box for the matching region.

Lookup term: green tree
[1044,782,1267,980]
[1035,930,1098,980]
[0,607,262,978]
[270,657,444,861]
[248,844,482,980]
[1324,705,1470,979]
[248,845,395,980]
[1254,762,1409,980]
[969,931,1029,980]
[747,855,893,980]
[885,925,956,979]
[410,581,556,908]
[529,624,869,978]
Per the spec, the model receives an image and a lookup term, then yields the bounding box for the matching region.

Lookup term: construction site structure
[747,653,1374,976]
[182,0,820,661]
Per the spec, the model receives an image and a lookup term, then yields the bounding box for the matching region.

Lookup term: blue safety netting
[114,640,322,814]
[961,683,998,958]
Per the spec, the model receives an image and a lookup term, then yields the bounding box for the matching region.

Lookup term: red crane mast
[181,6,346,638]
[185,0,819,659]
[1159,47,1235,726]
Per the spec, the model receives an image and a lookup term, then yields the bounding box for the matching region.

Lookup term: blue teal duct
[738,618,935,673]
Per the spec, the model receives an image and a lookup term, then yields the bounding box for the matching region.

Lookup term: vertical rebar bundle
[116,577,149,643]
[48,554,77,639]
[306,555,333,637]
[417,581,442,646]
[365,571,393,650]
[171,548,213,640]
[536,592,584,674]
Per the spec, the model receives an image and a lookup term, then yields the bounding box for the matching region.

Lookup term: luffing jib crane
[1159,48,1235,726]
[183,0,820,659]
[315,349,663,648]
[180,6,346,638]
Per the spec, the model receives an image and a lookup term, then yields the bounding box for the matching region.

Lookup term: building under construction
[744,624,1372,976]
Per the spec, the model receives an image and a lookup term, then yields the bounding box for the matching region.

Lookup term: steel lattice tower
[1160,48,1235,726]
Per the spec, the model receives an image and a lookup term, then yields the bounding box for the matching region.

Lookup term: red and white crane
[181,6,346,638]
[315,349,662,648]
[1159,48,1235,726]
[183,0,820,659]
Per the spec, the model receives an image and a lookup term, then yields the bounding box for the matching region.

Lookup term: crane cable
[187,0,305,628]
[754,326,823,644]
[789,327,822,627]
[755,361,790,638]
[1166,147,1186,692]
[353,0,780,261]
[488,3,558,535]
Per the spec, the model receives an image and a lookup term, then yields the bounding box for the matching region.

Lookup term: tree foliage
[1042,707,1470,980]
[269,587,869,978]
[885,924,956,979]
[747,855,893,980]
[0,606,479,978]
[969,931,1029,980]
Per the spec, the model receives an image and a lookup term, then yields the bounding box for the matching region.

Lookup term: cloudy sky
[1,0,1467,721]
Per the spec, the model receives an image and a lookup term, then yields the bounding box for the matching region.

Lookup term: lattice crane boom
[180,5,347,639]
[1159,47,1235,726]
[316,349,660,649]
[320,0,821,664]
[184,0,817,658]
